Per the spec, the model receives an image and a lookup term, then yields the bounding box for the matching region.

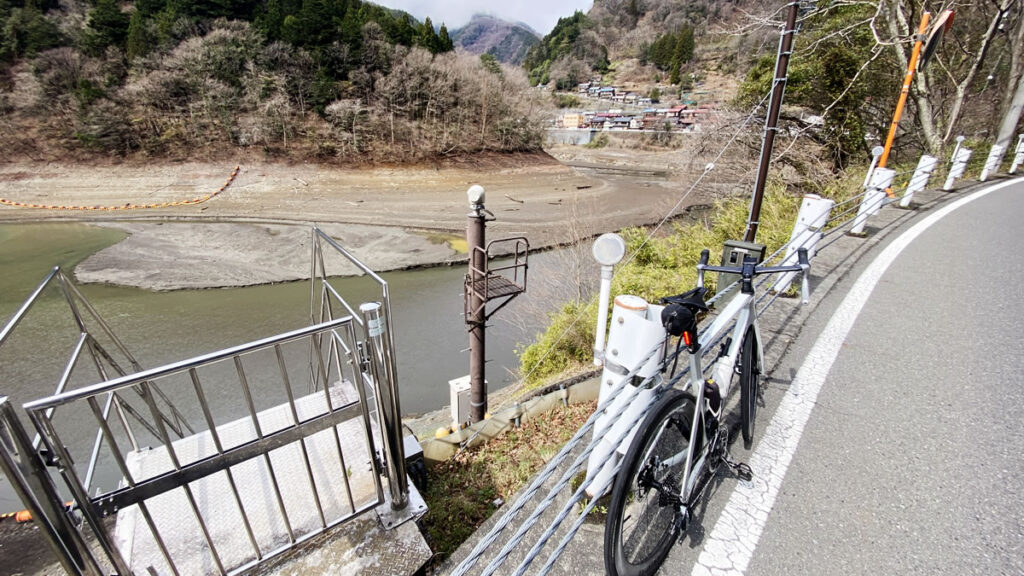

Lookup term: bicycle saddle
[660,287,709,312]
[660,287,707,339]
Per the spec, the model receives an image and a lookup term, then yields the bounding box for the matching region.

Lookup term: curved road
[674,178,1024,575]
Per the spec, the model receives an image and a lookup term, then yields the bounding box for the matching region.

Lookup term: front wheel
[604,390,699,576]
[739,327,761,446]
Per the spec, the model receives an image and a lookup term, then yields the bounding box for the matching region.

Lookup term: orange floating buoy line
[0,165,241,211]
[0,501,75,523]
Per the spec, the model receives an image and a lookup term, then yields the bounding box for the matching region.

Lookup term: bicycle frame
[670,290,762,502]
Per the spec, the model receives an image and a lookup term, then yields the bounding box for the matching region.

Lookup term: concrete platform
[113,383,428,575]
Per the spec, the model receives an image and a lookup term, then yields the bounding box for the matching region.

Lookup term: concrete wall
[545,129,596,146]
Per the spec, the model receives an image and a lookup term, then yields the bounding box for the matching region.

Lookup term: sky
[372,1,594,35]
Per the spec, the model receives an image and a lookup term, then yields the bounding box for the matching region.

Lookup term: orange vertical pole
[879,11,931,168]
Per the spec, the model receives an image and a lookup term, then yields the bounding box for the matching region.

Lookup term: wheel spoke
[606,390,697,576]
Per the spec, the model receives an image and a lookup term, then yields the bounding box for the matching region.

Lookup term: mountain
[452,15,541,65]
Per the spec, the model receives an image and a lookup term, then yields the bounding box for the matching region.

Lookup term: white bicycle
[604,247,810,576]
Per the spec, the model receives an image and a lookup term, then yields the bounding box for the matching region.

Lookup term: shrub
[74,99,135,153]
[516,185,803,390]
[584,132,608,149]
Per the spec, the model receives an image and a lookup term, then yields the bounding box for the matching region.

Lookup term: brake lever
[696,249,709,289]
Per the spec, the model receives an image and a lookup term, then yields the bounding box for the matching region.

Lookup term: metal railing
[23,317,381,575]
[0,227,416,575]
[464,237,529,321]
[309,227,410,520]
[0,267,192,498]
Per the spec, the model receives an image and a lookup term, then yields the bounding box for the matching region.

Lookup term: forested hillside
[527,0,1024,171]
[0,0,544,162]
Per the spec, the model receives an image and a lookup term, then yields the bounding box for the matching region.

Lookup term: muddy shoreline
[0,146,714,290]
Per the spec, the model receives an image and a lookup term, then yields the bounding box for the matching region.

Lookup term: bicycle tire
[604,389,699,576]
[739,326,761,446]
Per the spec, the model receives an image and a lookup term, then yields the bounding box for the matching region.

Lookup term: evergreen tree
[480,52,500,74]
[438,23,452,53]
[672,26,694,65]
[84,0,129,55]
[338,5,362,50]
[136,0,167,18]
[126,9,153,60]
[417,16,439,53]
[256,0,286,41]
[281,13,301,45]
[647,33,675,70]
[1,7,66,61]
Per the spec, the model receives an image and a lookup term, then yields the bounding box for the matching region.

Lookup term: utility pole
[744,0,800,243]
[461,185,528,425]
[466,185,488,423]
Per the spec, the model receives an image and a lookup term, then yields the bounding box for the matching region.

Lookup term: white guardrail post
[899,154,939,208]
[584,295,666,498]
[980,143,1005,181]
[850,167,896,235]
[944,136,972,191]
[1010,134,1024,174]
[775,194,834,293]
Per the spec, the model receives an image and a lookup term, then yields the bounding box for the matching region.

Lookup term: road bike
[604,247,810,576]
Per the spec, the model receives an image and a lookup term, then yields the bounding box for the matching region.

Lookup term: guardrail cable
[451,339,669,575]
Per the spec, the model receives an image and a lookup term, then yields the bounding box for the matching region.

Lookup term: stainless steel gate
[0,227,416,575]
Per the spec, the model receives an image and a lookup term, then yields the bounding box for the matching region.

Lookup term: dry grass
[419,400,597,566]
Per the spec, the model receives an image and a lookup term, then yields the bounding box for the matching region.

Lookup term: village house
[667,105,688,119]
[643,115,671,130]
[598,87,616,100]
[609,116,633,130]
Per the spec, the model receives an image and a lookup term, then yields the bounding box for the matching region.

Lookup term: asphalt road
[675,179,1024,575]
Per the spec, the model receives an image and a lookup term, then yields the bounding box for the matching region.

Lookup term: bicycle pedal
[730,461,753,481]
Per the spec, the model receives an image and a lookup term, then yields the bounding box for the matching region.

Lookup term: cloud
[374,0,593,34]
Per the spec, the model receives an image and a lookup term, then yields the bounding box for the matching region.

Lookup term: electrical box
[449,375,484,427]
[717,240,766,301]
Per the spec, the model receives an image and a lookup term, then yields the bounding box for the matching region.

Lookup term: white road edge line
[691,178,1024,576]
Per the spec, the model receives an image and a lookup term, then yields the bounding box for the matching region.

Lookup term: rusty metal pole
[466,185,487,423]
[744,0,800,243]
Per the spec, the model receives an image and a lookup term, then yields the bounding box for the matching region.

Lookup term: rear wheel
[605,390,699,576]
[739,327,761,446]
